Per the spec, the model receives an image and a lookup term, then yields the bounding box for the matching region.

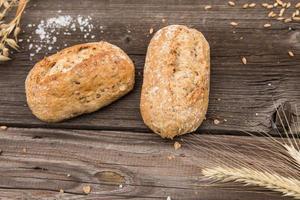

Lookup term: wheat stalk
[203,166,300,199]
[0,0,28,61]
[199,103,300,199]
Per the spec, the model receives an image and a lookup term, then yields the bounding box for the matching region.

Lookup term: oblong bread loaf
[140,25,210,138]
[26,41,135,122]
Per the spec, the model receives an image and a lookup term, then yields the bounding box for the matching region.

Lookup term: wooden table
[0,0,299,199]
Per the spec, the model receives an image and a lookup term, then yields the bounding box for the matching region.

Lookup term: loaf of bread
[140,25,210,138]
[26,41,135,122]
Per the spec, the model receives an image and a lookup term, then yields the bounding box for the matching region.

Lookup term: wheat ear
[203,166,300,199]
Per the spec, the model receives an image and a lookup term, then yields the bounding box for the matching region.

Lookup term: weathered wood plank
[0,127,295,199]
[0,0,299,133]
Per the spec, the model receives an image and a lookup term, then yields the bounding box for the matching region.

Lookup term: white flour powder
[26,14,96,60]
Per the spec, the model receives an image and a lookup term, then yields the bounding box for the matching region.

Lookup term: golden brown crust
[26,41,135,122]
[140,25,210,139]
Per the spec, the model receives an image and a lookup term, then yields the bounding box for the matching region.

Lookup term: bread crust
[26,41,135,122]
[140,25,210,138]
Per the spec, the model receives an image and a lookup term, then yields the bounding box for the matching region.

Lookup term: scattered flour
[27,15,96,60]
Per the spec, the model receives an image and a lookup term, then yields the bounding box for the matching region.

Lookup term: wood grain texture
[0,127,295,200]
[0,0,299,133]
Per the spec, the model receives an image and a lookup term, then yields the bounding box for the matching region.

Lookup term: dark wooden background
[0,0,299,199]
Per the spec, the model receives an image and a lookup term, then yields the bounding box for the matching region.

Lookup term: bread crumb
[0,126,7,130]
[241,57,247,64]
[264,23,271,28]
[83,185,91,194]
[288,51,294,57]
[149,28,154,34]
[59,189,64,193]
[174,142,181,150]
[214,119,220,125]
[204,5,212,10]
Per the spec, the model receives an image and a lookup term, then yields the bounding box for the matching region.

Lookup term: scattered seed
[59,189,64,193]
[2,48,9,57]
[0,55,11,61]
[295,9,300,15]
[243,3,249,8]
[279,8,285,17]
[277,17,285,21]
[241,57,247,64]
[119,184,123,188]
[264,23,271,28]
[167,196,172,200]
[149,28,154,34]
[83,185,91,194]
[262,3,269,8]
[284,18,292,23]
[230,21,238,26]
[0,125,7,130]
[67,174,71,177]
[296,2,300,8]
[268,11,276,17]
[276,0,283,6]
[174,142,181,150]
[286,2,291,8]
[162,18,166,23]
[267,4,274,9]
[288,51,294,57]
[22,148,27,153]
[249,3,256,8]
[214,119,221,125]
[224,119,228,122]
[167,155,175,160]
[273,2,278,7]
[293,16,300,21]
[228,1,235,6]
[204,5,212,10]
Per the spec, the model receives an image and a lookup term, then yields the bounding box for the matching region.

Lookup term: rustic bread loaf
[140,25,210,138]
[26,41,135,122]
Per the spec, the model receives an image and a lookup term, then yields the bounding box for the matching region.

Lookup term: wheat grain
[0,0,28,61]
[204,5,212,10]
[230,21,238,26]
[203,166,300,199]
[249,3,256,8]
[228,1,235,6]
[241,57,247,64]
[279,8,285,17]
[243,3,249,8]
